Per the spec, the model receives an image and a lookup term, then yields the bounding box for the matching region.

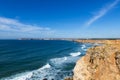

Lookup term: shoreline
[72,40,120,80]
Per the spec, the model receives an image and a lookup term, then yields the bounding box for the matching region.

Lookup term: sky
[0,0,120,39]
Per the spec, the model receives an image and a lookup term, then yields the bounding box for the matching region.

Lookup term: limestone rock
[73,40,120,80]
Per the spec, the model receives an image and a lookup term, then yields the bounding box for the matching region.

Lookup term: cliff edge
[73,40,120,80]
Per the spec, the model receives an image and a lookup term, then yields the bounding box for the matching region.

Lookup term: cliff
[73,40,120,80]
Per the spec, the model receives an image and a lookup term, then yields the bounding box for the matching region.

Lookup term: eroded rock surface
[73,40,120,80]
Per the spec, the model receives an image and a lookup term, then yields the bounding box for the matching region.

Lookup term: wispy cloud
[85,0,120,26]
[0,17,55,37]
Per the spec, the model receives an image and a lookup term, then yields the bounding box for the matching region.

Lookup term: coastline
[72,40,120,80]
[1,40,120,80]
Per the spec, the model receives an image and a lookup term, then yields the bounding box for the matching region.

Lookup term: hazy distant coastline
[4,37,120,41]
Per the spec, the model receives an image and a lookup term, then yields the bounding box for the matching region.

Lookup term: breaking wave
[70,52,81,57]
[2,55,79,80]
[1,43,92,80]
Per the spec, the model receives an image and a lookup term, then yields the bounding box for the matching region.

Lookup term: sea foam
[81,44,88,51]
[3,57,75,80]
[2,50,86,80]
[70,52,81,57]
[81,44,86,49]
[39,63,51,70]
[2,71,33,80]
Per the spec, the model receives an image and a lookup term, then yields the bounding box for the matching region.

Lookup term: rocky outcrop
[73,40,120,80]
[64,77,73,80]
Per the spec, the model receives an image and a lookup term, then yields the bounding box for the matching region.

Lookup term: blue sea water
[0,40,93,80]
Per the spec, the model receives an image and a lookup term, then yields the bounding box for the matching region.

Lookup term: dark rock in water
[43,78,47,80]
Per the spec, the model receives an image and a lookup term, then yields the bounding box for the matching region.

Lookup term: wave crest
[70,52,81,57]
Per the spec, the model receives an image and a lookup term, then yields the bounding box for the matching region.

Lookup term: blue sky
[0,0,120,39]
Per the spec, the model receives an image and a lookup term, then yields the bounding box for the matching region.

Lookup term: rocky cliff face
[73,40,120,80]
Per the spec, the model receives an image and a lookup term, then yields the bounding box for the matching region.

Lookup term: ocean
[0,40,93,80]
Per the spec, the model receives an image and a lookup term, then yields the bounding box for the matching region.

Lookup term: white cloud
[0,17,55,37]
[86,0,120,26]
